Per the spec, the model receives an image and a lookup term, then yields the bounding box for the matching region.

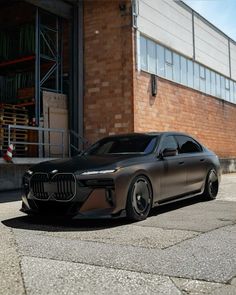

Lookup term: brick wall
[134,71,236,158]
[83,0,134,143]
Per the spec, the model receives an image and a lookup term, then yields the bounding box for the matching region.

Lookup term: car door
[158,135,187,201]
[174,135,207,193]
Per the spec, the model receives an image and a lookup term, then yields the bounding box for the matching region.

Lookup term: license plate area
[43,182,58,194]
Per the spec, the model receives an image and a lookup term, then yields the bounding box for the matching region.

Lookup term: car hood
[28,154,142,174]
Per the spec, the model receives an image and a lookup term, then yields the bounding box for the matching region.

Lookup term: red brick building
[84,0,236,162]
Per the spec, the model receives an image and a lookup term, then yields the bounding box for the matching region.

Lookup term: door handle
[178,161,184,165]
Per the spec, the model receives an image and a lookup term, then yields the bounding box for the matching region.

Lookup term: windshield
[84,135,158,155]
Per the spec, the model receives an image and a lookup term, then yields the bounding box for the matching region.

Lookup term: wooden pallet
[0,113,28,118]
[0,119,29,126]
[0,104,29,157]
[0,106,28,111]
[0,134,28,140]
[0,129,28,135]
[0,105,28,114]
[0,105,28,122]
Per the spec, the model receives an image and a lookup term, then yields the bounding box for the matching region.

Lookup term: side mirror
[161,148,177,158]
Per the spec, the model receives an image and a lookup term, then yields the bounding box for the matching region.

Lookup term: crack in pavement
[10,227,27,295]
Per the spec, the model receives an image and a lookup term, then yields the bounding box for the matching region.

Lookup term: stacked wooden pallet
[0,104,28,157]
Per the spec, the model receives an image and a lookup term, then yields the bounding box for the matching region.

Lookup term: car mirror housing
[161,148,177,158]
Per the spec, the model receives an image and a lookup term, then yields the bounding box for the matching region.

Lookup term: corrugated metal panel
[137,0,193,58]
[136,0,235,79]
[230,41,236,80]
[194,15,230,77]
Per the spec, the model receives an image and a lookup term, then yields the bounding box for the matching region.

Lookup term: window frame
[147,39,156,74]
[140,35,147,71]
[156,43,165,77]
[160,135,178,154]
[174,135,203,154]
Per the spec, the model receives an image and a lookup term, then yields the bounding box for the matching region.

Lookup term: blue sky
[182,0,236,40]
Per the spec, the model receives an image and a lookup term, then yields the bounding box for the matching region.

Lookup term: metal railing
[68,129,90,157]
[5,124,90,158]
[7,124,66,158]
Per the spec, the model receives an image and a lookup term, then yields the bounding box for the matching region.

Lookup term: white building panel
[137,0,193,58]
[230,41,236,80]
[194,16,230,77]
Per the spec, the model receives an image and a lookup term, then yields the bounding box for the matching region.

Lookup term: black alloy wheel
[203,169,219,200]
[126,176,152,221]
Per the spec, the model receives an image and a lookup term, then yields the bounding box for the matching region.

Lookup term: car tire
[126,175,153,221]
[202,169,219,200]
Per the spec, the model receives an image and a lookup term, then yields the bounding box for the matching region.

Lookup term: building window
[140,36,147,70]
[180,56,187,85]
[194,63,200,90]
[221,76,226,99]
[216,74,221,97]
[225,78,230,101]
[211,71,216,97]
[156,44,165,77]
[206,69,211,95]
[147,39,156,74]
[165,49,173,80]
[173,53,180,83]
[234,82,236,102]
[187,60,194,88]
[225,78,230,89]
[139,35,236,105]
[165,49,173,64]
[230,80,234,102]
[200,66,206,92]
[200,66,205,79]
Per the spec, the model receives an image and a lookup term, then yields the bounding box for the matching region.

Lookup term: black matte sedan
[21,132,221,221]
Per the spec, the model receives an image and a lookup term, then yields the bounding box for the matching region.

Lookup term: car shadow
[150,195,204,217]
[2,195,204,232]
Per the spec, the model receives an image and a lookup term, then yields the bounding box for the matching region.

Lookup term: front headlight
[25,169,33,176]
[80,169,117,176]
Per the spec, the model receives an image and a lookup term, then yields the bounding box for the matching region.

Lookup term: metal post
[70,1,84,154]
[35,8,41,126]
[8,125,10,147]
[61,131,64,158]
[228,38,232,79]
[72,6,78,149]
[56,17,59,92]
[60,21,63,93]
[192,10,195,60]
[68,131,71,158]
[78,0,84,150]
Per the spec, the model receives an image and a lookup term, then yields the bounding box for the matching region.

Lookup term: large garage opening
[0,0,83,159]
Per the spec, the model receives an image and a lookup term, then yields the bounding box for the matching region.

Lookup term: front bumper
[21,174,127,219]
[20,199,126,219]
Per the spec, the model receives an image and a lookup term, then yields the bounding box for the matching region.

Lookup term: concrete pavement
[0,174,236,294]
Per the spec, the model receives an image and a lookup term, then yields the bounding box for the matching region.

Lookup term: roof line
[177,0,236,45]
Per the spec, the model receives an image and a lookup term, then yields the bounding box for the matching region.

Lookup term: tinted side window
[161,136,178,151]
[176,136,202,153]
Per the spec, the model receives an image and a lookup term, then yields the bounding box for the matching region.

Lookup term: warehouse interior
[0,0,83,158]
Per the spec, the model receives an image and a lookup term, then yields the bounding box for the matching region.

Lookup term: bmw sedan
[21,132,221,221]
